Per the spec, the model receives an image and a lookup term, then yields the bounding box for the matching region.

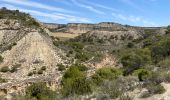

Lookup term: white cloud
[1,0,75,14]
[149,0,158,1]
[112,13,158,26]
[81,1,119,12]
[0,4,92,23]
[71,0,105,15]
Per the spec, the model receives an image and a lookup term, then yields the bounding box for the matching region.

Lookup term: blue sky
[0,0,169,26]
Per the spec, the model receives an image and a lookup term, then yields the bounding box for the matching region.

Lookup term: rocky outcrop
[44,22,145,34]
[43,23,66,32]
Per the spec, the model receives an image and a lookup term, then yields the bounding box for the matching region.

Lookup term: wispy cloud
[119,0,144,12]
[1,0,75,14]
[82,1,119,12]
[112,12,158,26]
[71,0,105,15]
[149,0,158,2]
[0,3,92,23]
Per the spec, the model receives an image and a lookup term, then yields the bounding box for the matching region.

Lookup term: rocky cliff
[44,22,145,34]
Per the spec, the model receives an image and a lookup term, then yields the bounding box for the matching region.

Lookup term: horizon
[0,0,170,27]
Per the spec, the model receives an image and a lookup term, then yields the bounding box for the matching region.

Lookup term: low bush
[158,58,170,70]
[0,55,3,63]
[0,66,10,72]
[132,69,151,81]
[0,77,7,83]
[28,72,33,76]
[57,64,65,71]
[25,82,55,99]
[75,51,92,62]
[146,72,164,84]
[38,70,43,74]
[41,66,46,71]
[127,42,134,48]
[146,83,165,95]
[92,67,122,85]
[61,64,91,96]
[121,48,151,75]
[100,77,137,99]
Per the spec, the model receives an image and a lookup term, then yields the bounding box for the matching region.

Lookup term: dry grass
[49,32,80,38]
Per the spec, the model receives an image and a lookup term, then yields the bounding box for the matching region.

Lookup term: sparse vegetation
[2,8,170,99]
[0,77,7,83]
[0,8,40,28]
[25,82,55,100]
[92,67,122,85]
[10,64,21,73]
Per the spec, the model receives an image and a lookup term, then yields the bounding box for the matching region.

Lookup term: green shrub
[61,64,91,96]
[0,77,7,83]
[41,66,46,71]
[75,63,88,71]
[38,70,43,74]
[91,74,103,85]
[132,69,151,81]
[70,42,84,51]
[92,67,122,85]
[70,77,92,95]
[75,51,92,62]
[63,66,84,79]
[0,66,10,72]
[158,58,170,70]
[121,48,151,75]
[25,82,55,99]
[57,64,65,71]
[150,36,170,63]
[53,41,60,46]
[0,55,3,63]
[28,72,33,76]
[127,42,134,48]
[97,68,122,79]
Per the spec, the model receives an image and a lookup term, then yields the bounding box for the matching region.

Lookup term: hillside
[1,8,170,100]
[0,8,68,99]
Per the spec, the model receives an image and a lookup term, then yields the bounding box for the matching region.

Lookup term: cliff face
[43,23,66,32]
[44,22,143,34]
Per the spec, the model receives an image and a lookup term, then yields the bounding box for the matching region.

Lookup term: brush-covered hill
[0,8,67,92]
[2,8,170,100]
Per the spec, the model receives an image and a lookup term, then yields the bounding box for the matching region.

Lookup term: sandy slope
[1,31,65,78]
